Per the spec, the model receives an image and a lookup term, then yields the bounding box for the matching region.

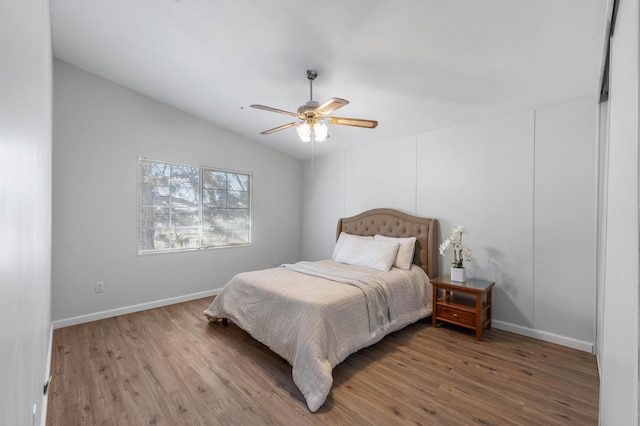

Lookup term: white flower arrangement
[439,225,472,268]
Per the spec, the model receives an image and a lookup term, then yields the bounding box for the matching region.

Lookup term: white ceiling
[50,0,609,160]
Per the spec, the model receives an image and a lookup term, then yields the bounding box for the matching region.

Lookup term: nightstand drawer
[437,305,475,327]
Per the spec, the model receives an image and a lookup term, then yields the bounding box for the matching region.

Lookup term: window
[138,158,251,254]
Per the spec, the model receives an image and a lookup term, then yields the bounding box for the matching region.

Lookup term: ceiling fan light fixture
[297,120,329,142]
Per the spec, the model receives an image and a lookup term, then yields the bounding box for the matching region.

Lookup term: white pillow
[334,237,400,272]
[374,234,417,270]
[332,232,373,260]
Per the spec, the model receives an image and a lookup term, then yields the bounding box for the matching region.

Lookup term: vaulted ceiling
[50,0,609,159]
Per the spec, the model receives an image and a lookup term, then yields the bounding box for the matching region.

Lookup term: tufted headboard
[336,208,439,279]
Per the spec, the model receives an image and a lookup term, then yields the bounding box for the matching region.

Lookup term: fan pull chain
[310,128,315,184]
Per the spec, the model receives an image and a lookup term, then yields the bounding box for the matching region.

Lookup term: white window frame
[138,158,252,254]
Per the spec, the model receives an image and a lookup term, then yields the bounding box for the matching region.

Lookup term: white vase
[451,267,466,282]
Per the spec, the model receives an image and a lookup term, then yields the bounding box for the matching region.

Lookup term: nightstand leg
[432,284,437,328]
[487,289,492,330]
[475,294,482,341]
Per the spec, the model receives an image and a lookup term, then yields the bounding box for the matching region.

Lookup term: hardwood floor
[47,298,599,425]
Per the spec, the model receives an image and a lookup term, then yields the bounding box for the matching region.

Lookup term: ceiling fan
[251,70,378,143]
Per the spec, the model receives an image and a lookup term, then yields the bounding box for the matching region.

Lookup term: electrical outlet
[95,281,104,293]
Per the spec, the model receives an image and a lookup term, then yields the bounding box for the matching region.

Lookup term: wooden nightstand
[431,275,495,341]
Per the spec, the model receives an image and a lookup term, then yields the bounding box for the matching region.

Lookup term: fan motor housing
[297,100,320,117]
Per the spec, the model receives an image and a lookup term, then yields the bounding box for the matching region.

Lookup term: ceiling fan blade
[250,104,300,118]
[327,116,378,129]
[314,98,349,116]
[260,121,299,135]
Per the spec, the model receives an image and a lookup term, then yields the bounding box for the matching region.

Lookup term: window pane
[153,184,170,200]
[227,173,249,191]
[173,226,200,248]
[171,206,199,227]
[202,228,226,247]
[138,207,157,252]
[226,209,250,244]
[202,208,227,246]
[150,162,171,179]
[227,190,249,208]
[203,189,226,208]
[170,165,199,205]
[203,170,226,189]
[140,206,171,250]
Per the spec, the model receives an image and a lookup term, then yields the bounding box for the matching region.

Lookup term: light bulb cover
[296,121,311,142]
[313,121,328,142]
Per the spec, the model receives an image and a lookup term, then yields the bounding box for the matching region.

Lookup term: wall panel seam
[531,109,537,330]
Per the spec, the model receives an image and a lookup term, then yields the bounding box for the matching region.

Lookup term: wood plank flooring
[47,298,599,425]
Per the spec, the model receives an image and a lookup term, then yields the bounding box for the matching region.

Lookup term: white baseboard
[492,319,594,353]
[52,289,221,329]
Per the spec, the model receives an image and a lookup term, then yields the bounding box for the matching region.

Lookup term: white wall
[302,97,598,351]
[418,111,538,330]
[0,0,53,425]
[598,0,639,423]
[302,153,346,261]
[52,60,302,323]
[533,101,598,344]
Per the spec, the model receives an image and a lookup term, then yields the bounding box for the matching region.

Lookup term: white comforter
[204,260,432,412]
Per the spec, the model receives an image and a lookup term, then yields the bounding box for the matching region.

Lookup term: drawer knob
[453,313,458,318]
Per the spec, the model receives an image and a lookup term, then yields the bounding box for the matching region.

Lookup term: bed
[204,208,438,412]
